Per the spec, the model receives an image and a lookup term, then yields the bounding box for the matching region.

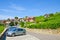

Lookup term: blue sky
[0,0,60,20]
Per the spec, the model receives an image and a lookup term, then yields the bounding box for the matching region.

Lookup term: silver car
[6,27,26,37]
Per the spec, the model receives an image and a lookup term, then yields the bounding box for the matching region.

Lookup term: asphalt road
[6,31,60,40]
[27,31,60,40]
[6,33,40,40]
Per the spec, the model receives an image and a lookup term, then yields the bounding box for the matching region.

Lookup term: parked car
[6,27,26,37]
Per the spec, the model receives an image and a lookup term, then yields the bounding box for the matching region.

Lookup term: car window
[17,29,23,31]
[8,28,16,31]
[18,29,21,31]
[20,29,23,31]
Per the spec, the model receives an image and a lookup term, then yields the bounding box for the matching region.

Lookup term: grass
[0,26,5,34]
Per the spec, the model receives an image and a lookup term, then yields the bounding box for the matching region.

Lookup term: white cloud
[9,4,26,11]
[0,9,24,13]
[0,15,13,20]
[0,3,26,13]
[0,9,13,12]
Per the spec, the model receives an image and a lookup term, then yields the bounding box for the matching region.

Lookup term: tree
[15,22,18,26]
[9,21,14,26]
[7,18,10,21]
[15,16,18,20]
[25,16,28,19]
[14,16,19,25]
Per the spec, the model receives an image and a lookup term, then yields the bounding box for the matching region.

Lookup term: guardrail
[0,28,7,40]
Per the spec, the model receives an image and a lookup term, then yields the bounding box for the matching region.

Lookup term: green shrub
[20,22,24,27]
[0,24,5,26]
[27,21,60,29]
[0,26,5,34]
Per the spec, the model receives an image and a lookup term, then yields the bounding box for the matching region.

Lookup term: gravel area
[26,28,60,35]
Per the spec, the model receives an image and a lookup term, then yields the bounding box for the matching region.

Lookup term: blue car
[6,27,26,37]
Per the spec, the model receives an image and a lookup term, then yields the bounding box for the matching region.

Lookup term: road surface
[6,33,40,40]
[6,31,60,40]
[28,32,60,40]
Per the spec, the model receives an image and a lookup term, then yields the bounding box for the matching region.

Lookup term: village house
[44,14,50,18]
[24,17,35,22]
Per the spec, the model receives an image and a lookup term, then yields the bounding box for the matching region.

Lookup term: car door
[17,28,23,35]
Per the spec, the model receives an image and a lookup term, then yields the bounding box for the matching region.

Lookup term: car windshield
[8,27,17,31]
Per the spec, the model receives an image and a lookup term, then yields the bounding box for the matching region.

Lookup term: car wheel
[12,33,15,37]
[23,32,26,35]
